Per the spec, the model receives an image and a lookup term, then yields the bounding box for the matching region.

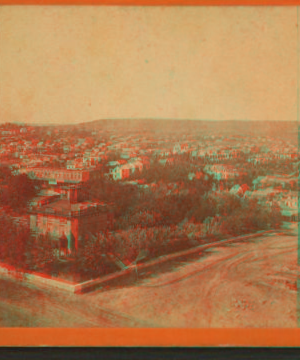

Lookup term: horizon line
[3,118,298,127]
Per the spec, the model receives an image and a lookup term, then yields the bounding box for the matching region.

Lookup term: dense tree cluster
[0,213,57,272]
[76,155,285,270]
[77,194,282,268]
[78,225,197,267]
[0,166,40,212]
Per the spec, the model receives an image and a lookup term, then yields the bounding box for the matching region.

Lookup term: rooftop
[30,198,108,217]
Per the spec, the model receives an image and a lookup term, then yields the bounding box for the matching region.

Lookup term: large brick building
[28,169,112,254]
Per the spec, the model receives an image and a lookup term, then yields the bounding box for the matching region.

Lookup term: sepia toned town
[0,6,298,330]
[0,120,298,327]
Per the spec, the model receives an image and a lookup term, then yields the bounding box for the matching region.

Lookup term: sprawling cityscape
[0,6,298,332]
[0,119,298,327]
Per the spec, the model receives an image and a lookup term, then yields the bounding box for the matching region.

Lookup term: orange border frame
[0,328,300,346]
[0,0,299,347]
[0,0,300,5]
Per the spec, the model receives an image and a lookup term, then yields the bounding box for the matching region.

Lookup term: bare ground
[0,224,298,327]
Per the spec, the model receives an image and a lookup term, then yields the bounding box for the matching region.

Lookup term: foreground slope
[0,224,297,327]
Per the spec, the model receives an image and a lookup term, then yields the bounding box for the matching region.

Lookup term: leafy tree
[0,213,32,271]
[76,232,109,274]
[25,232,56,271]
[0,167,40,212]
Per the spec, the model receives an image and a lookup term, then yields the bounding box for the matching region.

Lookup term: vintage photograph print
[0,5,298,334]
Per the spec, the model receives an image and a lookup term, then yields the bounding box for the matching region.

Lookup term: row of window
[34,171,83,180]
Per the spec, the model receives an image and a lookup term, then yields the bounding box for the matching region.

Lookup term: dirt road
[86,225,298,327]
[0,277,153,327]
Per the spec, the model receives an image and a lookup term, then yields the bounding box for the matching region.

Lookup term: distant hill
[16,119,297,140]
[74,119,297,139]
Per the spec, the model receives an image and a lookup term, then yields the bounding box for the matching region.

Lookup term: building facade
[28,169,112,254]
[25,167,103,185]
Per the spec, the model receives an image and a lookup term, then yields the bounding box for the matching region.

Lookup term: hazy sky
[0,6,298,125]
